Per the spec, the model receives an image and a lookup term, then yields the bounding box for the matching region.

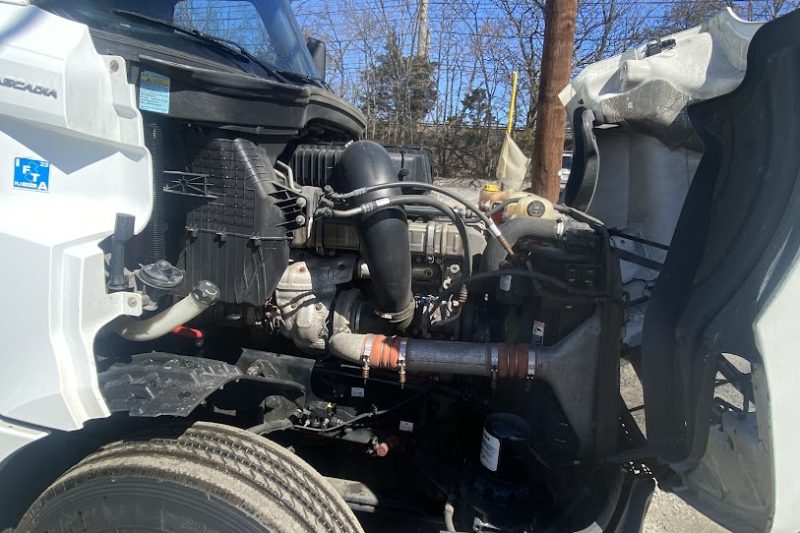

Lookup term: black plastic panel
[174,138,290,307]
[564,107,599,210]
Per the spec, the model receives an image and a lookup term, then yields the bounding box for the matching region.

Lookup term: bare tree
[574,0,652,67]
[646,0,800,38]
[289,0,800,183]
[494,0,544,143]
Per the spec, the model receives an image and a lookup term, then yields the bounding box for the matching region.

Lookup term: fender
[99,351,310,417]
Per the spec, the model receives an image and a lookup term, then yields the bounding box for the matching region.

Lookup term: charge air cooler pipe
[329,312,601,455]
[113,281,220,342]
[335,141,414,330]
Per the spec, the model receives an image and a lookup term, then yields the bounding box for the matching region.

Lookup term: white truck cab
[0,2,798,532]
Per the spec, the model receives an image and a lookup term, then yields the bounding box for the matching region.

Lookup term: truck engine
[97,127,624,531]
[0,2,636,531]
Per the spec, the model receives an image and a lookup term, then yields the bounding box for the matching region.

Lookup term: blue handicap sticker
[14,157,50,192]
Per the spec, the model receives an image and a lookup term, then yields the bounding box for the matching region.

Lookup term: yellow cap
[483,183,501,192]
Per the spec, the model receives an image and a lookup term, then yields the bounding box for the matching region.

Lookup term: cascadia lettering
[1,77,57,99]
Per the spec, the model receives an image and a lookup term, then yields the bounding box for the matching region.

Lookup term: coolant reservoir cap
[527,200,546,217]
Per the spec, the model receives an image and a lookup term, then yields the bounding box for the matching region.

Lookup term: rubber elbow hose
[335,141,414,330]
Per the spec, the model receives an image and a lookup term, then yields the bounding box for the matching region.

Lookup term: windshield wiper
[111,9,286,82]
[199,33,288,84]
[274,69,326,89]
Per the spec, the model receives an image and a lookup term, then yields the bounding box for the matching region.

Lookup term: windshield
[34,0,319,80]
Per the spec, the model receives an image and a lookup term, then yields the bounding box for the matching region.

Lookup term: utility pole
[417,0,429,58]
[530,0,577,202]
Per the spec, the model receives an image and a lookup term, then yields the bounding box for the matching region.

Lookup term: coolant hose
[113,281,219,341]
[336,141,414,330]
[481,217,563,272]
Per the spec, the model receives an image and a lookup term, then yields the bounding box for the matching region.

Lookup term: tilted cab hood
[563,9,800,533]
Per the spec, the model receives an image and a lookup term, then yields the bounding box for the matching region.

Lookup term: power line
[293,0,780,18]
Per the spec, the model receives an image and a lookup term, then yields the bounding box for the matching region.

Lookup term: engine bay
[95,121,631,532]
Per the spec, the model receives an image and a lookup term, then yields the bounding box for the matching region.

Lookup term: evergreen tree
[361,34,437,145]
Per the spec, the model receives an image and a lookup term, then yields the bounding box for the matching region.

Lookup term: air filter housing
[165,137,290,307]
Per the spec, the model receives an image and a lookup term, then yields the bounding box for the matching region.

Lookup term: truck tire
[17,421,364,533]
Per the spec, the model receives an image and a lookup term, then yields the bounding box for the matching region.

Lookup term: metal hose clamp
[361,336,375,382]
[490,344,499,390]
[398,339,408,388]
[526,349,536,380]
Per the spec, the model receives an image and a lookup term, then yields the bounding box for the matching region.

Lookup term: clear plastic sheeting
[496,134,530,191]
[560,8,761,137]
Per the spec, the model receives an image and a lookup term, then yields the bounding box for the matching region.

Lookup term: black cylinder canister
[464,412,536,527]
[479,412,532,481]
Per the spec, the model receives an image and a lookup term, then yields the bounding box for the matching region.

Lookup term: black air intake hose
[336,141,414,330]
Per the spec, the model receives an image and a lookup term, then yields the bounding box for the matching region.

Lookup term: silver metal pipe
[113,281,219,341]
[409,339,490,376]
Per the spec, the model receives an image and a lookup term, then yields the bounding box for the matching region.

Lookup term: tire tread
[18,422,363,533]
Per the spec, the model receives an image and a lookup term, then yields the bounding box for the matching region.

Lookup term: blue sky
[179,0,792,126]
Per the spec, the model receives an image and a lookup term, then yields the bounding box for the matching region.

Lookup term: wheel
[17,421,363,533]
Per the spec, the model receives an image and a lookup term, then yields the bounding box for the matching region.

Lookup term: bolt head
[109,59,120,72]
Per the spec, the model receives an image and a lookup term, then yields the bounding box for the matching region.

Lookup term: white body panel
[754,267,800,532]
[0,5,151,430]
